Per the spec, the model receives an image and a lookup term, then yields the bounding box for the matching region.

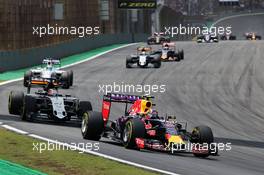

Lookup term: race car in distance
[147,32,170,45]
[154,42,184,62]
[24,58,73,89]
[81,93,218,158]
[197,33,218,43]
[220,33,236,40]
[8,79,92,121]
[245,32,261,40]
[126,47,161,68]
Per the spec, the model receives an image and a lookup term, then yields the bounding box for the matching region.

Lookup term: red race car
[81,93,218,157]
[154,42,184,62]
[147,32,170,45]
[245,32,261,40]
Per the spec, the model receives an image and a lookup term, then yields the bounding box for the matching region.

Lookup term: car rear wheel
[153,56,161,68]
[180,50,184,60]
[8,91,24,115]
[81,111,104,140]
[68,70,73,86]
[21,95,36,121]
[78,101,93,118]
[23,71,31,87]
[61,72,70,89]
[126,57,132,68]
[123,118,145,149]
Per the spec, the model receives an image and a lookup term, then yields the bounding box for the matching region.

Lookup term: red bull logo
[129,99,152,115]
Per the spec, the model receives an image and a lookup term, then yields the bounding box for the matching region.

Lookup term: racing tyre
[8,91,24,115]
[68,70,73,86]
[81,111,104,141]
[23,71,31,87]
[123,118,145,149]
[61,72,70,89]
[21,95,36,121]
[126,57,132,68]
[191,125,214,158]
[180,50,184,60]
[154,61,161,68]
[78,101,93,118]
[153,56,161,68]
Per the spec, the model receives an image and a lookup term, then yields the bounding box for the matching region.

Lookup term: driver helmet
[151,110,159,119]
[163,44,169,50]
[47,60,53,71]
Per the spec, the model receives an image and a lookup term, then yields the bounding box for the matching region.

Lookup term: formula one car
[245,32,261,40]
[220,33,236,40]
[154,42,184,62]
[81,93,218,158]
[8,79,92,121]
[126,47,161,68]
[197,33,218,43]
[147,32,170,45]
[24,58,73,89]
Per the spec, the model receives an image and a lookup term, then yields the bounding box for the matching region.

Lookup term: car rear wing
[137,47,152,52]
[30,78,59,86]
[162,42,175,47]
[102,93,154,123]
[103,93,141,103]
[153,32,164,36]
[42,59,61,65]
[27,77,60,93]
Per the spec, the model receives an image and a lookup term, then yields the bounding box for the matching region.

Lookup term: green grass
[0,44,125,81]
[0,128,158,175]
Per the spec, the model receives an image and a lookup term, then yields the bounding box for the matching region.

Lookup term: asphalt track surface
[1,40,264,175]
[216,13,264,40]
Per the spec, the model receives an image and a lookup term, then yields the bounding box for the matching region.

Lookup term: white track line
[2,124,28,135]
[0,125,179,175]
[0,43,180,175]
[29,134,179,175]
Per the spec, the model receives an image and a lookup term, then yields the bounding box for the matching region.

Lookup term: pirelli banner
[118,0,157,9]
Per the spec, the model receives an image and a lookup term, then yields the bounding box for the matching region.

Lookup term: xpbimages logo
[98,82,166,95]
[32,140,100,154]
[32,24,100,38]
[166,142,232,154]
[164,24,232,37]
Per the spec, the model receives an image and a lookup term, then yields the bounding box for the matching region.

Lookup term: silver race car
[24,58,73,89]
[8,80,92,122]
[126,47,161,68]
[197,33,218,43]
[147,32,170,45]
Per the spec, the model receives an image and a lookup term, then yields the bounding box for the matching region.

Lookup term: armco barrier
[0,33,148,72]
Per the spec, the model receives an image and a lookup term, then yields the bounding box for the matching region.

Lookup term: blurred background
[0,0,263,50]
